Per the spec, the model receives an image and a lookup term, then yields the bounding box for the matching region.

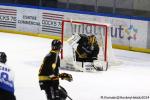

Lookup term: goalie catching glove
[59,73,73,82]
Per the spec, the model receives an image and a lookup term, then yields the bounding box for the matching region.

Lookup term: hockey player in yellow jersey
[39,39,73,100]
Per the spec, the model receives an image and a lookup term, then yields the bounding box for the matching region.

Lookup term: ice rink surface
[0,32,150,100]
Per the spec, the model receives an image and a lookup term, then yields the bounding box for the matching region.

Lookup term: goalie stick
[52,52,59,70]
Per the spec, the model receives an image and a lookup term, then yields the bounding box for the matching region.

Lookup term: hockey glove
[59,73,73,82]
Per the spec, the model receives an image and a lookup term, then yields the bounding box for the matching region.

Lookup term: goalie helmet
[51,39,62,50]
[88,35,98,45]
[0,52,7,64]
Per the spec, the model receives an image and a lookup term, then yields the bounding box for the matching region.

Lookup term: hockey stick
[52,52,59,70]
[59,85,73,100]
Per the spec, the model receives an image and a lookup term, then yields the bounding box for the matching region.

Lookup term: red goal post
[61,19,111,70]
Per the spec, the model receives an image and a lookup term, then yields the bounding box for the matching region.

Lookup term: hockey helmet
[51,39,62,50]
[0,52,7,63]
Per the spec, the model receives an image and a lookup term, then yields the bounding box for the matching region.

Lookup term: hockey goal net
[60,19,114,71]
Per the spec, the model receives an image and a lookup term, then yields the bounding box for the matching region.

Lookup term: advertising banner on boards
[0,5,149,49]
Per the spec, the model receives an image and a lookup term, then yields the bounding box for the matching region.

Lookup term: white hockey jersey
[0,62,15,94]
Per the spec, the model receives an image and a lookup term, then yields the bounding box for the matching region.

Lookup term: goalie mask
[88,35,97,45]
[0,52,7,64]
[51,40,62,50]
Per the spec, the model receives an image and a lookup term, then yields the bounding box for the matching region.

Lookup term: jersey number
[0,72,9,81]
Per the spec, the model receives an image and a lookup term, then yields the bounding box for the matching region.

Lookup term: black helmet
[0,52,7,63]
[51,40,62,50]
[88,35,97,45]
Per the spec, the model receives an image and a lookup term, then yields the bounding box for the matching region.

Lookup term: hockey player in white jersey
[0,52,16,100]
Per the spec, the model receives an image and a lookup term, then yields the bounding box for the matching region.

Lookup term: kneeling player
[75,34,102,71]
[76,34,99,61]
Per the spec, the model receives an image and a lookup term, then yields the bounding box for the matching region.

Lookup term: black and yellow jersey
[39,50,60,81]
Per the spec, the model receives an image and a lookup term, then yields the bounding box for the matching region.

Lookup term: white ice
[0,32,150,100]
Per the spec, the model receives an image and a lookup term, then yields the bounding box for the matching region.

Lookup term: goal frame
[61,19,109,66]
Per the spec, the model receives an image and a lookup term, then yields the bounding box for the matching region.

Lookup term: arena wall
[0,4,149,53]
